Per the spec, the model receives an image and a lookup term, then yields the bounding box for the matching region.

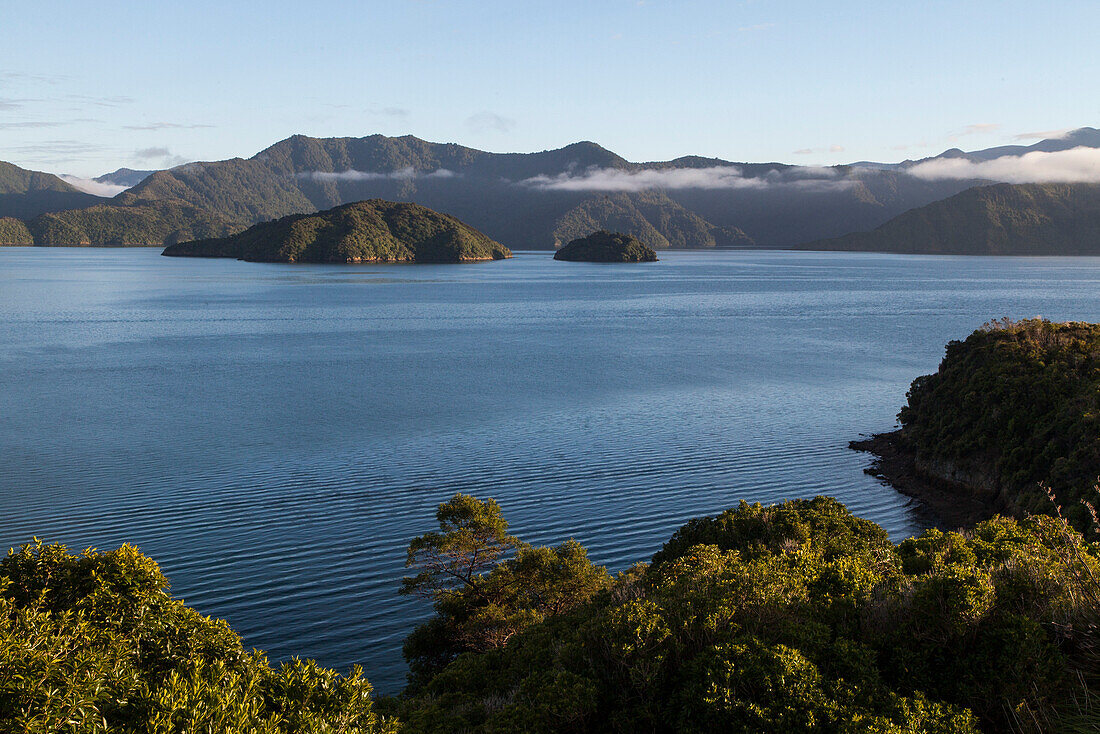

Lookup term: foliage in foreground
[5,494,1098,733]
[0,541,397,733]
[899,318,1100,531]
[395,495,1100,733]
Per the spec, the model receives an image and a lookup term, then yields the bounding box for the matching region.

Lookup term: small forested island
[162,200,512,264]
[854,318,1100,531]
[553,230,658,262]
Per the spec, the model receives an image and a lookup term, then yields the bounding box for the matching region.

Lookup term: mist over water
[4,248,1100,692]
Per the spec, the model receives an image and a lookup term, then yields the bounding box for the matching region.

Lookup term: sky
[1,0,1098,177]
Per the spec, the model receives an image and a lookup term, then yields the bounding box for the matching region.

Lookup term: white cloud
[59,175,129,197]
[133,146,189,166]
[1012,128,1070,141]
[521,165,852,192]
[297,168,457,182]
[947,123,1001,142]
[793,144,845,156]
[123,122,213,131]
[465,111,515,134]
[906,146,1100,183]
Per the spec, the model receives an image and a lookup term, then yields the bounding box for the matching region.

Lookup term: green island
[5,321,1099,732]
[553,230,659,262]
[162,199,512,264]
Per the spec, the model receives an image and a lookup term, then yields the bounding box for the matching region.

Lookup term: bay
[3,247,1099,692]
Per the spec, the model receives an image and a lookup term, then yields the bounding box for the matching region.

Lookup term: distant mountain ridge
[113,132,1001,248]
[94,168,157,187]
[904,127,1100,165]
[3,127,1100,250]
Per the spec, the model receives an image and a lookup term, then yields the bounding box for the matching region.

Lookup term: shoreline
[850,430,998,530]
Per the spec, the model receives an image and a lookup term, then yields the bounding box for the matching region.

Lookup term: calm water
[4,247,1100,692]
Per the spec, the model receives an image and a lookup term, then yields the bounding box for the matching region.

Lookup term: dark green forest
[553,230,659,262]
[809,184,1100,255]
[895,318,1100,530]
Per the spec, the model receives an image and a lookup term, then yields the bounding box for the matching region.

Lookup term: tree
[400,494,610,687]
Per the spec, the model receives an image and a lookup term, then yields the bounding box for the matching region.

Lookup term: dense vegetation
[554,230,659,262]
[809,183,1100,255]
[6,493,1098,732]
[895,318,1100,530]
[0,161,104,220]
[8,321,1100,731]
[25,203,243,246]
[0,216,34,245]
[550,192,751,250]
[0,541,397,733]
[390,494,1099,733]
[163,200,511,263]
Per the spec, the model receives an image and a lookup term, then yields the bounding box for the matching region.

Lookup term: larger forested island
[162,200,511,264]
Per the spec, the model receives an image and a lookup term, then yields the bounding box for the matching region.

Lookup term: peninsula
[854,318,1100,530]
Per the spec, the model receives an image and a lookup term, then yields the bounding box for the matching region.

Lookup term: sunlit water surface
[4,247,1100,692]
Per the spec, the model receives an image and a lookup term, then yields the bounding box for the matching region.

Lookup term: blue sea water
[3,247,1100,692]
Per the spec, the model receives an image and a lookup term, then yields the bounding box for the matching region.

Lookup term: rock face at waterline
[161,199,512,263]
[553,230,658,262]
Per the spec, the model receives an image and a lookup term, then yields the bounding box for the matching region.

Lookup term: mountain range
[1,128,1098,252]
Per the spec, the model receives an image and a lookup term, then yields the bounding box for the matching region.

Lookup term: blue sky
[2,0,1098,177]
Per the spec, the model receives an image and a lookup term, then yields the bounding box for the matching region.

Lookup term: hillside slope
[807,183,1100,254]
[0,161,105,219]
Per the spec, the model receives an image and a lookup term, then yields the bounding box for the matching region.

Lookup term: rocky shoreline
[850,430,999,530]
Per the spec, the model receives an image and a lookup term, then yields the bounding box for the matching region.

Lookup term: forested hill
[806,183,1100,255]
[163,199,511,263]
[887,318,1100,530]
[0,161,105,219]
